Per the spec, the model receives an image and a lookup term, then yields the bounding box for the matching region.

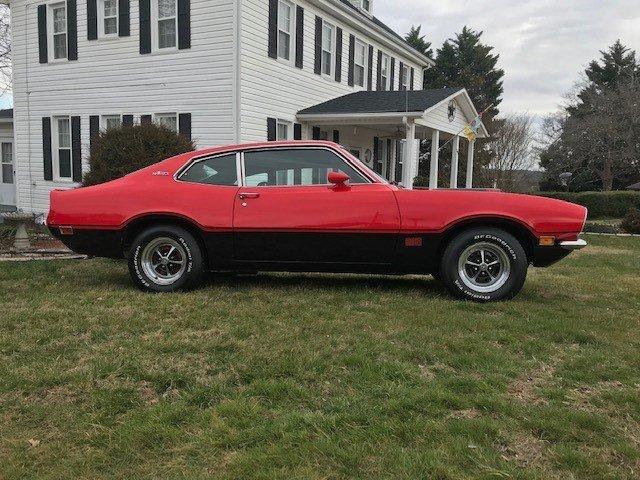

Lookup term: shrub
[539,191,640,219]
[621,208,640,234]
[83,124,195,186]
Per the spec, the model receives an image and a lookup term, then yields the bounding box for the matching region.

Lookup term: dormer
[347,0,373,17]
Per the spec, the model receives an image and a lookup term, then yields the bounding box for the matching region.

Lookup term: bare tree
[486,114,537,191]
[0,4,10,96]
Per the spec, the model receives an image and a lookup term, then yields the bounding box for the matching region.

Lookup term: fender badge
[152,171,170,176]
[405,237,423,247]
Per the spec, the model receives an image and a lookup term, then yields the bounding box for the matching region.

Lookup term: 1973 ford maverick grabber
[47,141,587,301]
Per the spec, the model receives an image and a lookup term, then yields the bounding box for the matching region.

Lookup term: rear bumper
[559,239,587,251]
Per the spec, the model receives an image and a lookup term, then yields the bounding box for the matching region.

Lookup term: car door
[233,147,400,265]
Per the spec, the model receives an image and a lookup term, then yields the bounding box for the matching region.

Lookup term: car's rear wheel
[128,225,205,292]
[440,228,528,302]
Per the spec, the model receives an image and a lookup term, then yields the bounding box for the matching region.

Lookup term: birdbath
[1,212,33,252]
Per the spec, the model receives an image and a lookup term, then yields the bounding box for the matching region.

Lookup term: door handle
[238,192,260,199]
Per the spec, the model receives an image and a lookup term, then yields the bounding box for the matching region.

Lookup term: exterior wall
[239,0,425,143]
[11,0,238,213]
[422,97,470,136]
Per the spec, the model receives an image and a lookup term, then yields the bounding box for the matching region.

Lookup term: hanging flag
[463,125,477,141]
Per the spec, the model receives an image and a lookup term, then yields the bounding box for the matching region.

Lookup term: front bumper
[559,239,588,251]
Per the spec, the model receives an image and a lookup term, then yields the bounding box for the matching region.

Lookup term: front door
[233,147,400,265]
[0,142,15,207]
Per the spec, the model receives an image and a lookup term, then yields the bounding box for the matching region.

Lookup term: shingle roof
[298,88,463,115]
[336,0,430,62]
[0,108,13,119]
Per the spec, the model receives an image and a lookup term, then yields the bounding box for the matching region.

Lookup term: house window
[354,39,367,87]
[101,115,122,130]
[157,0,177,49]
[276,120,292,140]
[361,0,371,12]
[1,142,13,184]
[400,64,410,90]
[321,20,335,76]
[53,116,72,180]
[277,0,293,61]
[155,113,178,132]
[50,2,67,60]
[100,0,119,36]
[380,53,390,90]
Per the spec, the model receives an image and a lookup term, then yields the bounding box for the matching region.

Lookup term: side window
[179,154,238,186]
[243,148,369,187]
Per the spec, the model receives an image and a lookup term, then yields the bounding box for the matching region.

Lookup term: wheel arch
[437,216,537,263]
[121,214,209,263]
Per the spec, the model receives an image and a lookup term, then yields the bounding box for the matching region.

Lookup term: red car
[47,141,587,301]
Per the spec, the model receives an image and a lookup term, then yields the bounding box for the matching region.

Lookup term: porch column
[466,139,475,188]
[402,120,416,188]
[429,129,440,189]
[450,135,460,189]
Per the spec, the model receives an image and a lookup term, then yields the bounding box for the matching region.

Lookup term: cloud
[376,0,640,117]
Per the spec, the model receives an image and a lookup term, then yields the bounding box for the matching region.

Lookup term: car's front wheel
[440,228,528,302]
[128,225,205,292]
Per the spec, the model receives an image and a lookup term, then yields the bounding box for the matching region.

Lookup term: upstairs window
[354,39,367,87]
[400,64,410,90]
[380,53,390,90]
[321,20,335,76]
[361,0,371,12]
[50,3,67,60]
[277,0,293,61]
[157,0,177,49]
[100,0,119,36]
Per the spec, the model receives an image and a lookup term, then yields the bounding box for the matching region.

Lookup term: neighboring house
[0,108,15,211]
[5,0,487,214]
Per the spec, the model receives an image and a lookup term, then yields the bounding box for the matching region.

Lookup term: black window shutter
[268,0,278,59]
[410,67,415,90]
[139,0,151,54]
[122,114,134,126]
[373,136,379,168]
[71,116,82,182]
[140,114,152,124]
[334,27,342,82]
[312,126,321,140]
[347,34,355,87]
[332,129,340,144]
[87,0,98,40]
[314,16,322,75]
[42,118,53,180]
[179,113,192,141]
[67,0,78,60]
[293,123,302,140]
[267,117,276,141]
[295,6,304,68]
[398,61,404,90]
[178,0,190,50]
[389,58,395,91]
[367,45,373,90]
[38,6,48,63]
[119,0,131,37]
[376,50,382,90]
[89,115,99,150]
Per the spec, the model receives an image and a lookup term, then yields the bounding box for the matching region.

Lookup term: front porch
[296,88,488,189]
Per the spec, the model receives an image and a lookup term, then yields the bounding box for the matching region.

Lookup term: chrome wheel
[458,242,511,293]
[141,237,187,286]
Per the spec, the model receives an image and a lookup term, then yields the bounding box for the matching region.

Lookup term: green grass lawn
[1,235,639,479]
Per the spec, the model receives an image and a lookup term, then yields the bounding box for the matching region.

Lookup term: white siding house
[4,0,486,214]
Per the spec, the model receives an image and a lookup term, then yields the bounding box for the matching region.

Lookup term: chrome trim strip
[559,239,587,250]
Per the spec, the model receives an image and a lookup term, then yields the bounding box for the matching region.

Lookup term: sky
[377,0,640,118]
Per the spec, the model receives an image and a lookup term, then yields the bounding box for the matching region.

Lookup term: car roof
[187,140,342,158]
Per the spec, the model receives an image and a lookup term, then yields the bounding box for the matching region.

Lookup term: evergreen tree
[405,25,432,59]
[586,40,638,89]
[423,27,504,120]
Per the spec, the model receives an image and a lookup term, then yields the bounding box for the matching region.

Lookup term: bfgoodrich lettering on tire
[440,228,528,302]
[128,225,205,292]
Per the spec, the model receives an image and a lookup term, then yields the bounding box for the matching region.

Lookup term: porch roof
[298,88,462,115]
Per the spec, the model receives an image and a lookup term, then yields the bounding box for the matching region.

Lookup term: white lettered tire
[440,228,528,302]
[128,225,205,292]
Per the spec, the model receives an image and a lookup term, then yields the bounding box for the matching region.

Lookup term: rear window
[179,154,238,186]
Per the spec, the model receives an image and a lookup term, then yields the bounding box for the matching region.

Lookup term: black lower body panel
[531,245,572,267]
[49,227,125,259]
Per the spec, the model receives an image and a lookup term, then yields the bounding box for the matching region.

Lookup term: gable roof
[298,88,463,115]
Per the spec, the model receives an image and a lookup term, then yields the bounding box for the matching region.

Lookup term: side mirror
[328,171,350,186]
